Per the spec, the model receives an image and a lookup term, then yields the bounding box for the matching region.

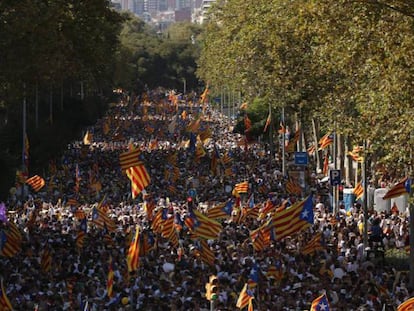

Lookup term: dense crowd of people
[1,89,413,310]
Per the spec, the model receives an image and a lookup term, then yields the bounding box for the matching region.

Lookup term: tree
[197,0,414,175]
[114,15,202,94]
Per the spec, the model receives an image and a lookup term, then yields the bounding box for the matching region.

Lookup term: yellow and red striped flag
[318,133,333,150]
[273,195,314,241]
[26,175,45,192]
[200,86,209,104]
[187,117,201,133]
[263,111,271,133]
[107,256,114,297]
[310,294,330,311]
[41,244,52,272]
[348,145,364,162]
[236,283,254,310]
[285,178,302,195]
[307,144,316,155]
[126,226,140,272]
[285,128,300,153]
[250,228,267,252]
[398,297,414,311]
[92,197,116,232]
[383,177,410,200]
[185,210,222,240]
[301,232,324,255]
[353,181,364,200]
[119,149,141,171]
[234,181,249,194]
[0,278,13,311]
[76,218,87,250]
[0,223,22,258]
[126,163,151,199]
[195,240,215,266]
[244,114,252,133]
[83,130,93,145]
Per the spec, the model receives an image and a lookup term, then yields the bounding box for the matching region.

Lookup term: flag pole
[268,103,273,166]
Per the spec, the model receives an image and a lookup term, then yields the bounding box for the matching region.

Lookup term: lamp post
[21,83,27,202]
[268,103,273,166]
[281,106,286,177]
[409,132,414,288]
[333,127,338,215]
[362,140,368,257]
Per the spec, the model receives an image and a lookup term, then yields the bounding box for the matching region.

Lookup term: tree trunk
[49,87,53,125]
[35,82,39,129]
[312,118,320,172]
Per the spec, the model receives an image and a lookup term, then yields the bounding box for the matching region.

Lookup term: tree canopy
[197,0,414,174]
[114,15,203,94]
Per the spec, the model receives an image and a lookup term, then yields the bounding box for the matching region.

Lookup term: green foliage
[114,14,202,94]
[0,0,124,89]
[0,0,123,198]
[198,0,414,173]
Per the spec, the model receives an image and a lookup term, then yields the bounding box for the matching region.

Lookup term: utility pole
[333,125,338,215]
[409,132,414,288]
[21,83,27,202]
[362,140,368,257]
[269,103,273,165]
[281,106,286,177]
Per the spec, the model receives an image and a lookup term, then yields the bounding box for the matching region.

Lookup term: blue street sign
[330,169,341,186]
[188,188,197,198]
[294,152,308,165]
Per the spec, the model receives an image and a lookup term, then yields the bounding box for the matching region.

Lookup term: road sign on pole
[330,169,341,186]
[294,152,308,165]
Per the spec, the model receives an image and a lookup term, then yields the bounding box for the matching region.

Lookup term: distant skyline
[111,0,213,24]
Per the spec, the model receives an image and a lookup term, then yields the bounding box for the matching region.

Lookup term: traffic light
[205,275,218,301]
[339,184,344,201]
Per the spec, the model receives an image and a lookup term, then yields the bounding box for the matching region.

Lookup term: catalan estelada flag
[318,133,333,150]
[0,279,13,311]
[194,240,215,266]
[207,200,234,220]
[310,293,330,311]
[383,177,410,200]
[273,195,314,241]
[127,226,140,273]
[266,260,283,282]
[26,175,45,192]
[236,283,254,310]
[125,163,151,199]
[302,232,324,255]
[185,209,222,240]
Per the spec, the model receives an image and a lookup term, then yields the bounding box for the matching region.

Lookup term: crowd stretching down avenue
[1,89,414,311]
